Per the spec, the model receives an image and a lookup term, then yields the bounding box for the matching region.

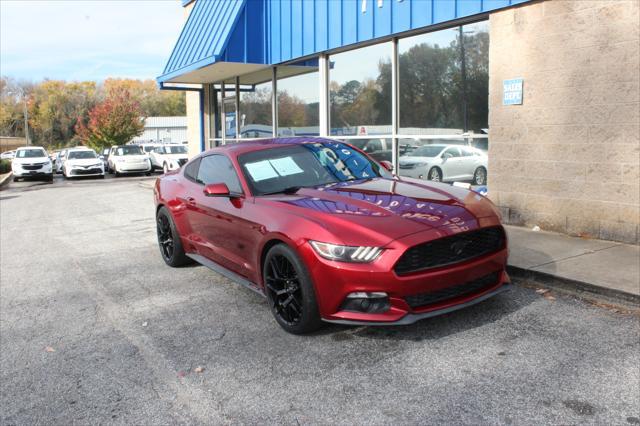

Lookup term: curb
[507,265,640,307]
[0,171,12,189]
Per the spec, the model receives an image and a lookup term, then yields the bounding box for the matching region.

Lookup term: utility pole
[22,95,30,145]
[459,26,468,134]
[8,88,30,145]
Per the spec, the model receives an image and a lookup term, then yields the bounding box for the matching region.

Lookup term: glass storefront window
[277,65,319,136]
[398,22,489,136]
[329,42,392,137]
[239,81,272,139]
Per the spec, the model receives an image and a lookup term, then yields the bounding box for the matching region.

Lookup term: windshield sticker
[245,160,279,181]
[270,157,303,177]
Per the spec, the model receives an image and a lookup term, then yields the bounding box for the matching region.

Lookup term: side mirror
[99,155,104,160]
[379,160,394,172]
[203,183,231,197]
[442,153,452,160]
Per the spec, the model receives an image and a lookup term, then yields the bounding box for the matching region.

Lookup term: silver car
[399,144,488,185]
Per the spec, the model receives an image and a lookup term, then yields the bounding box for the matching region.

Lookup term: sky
[0,0,185,82]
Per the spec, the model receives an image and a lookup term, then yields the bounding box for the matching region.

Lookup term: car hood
[256,177,500,246]
[66,158,102,166]
[13,157,49,164]
[162,153,188,160]
[116,155,148,161]
[399,156,436,165]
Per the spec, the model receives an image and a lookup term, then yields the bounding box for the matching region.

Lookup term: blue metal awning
[158,0,268,84]
[159,0,531,85]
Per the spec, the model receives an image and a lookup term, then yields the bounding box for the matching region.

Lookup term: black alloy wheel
[263,244,322,334]
[156,207,191,267]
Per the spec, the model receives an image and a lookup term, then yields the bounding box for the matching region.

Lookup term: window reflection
[329,43,392,136]
[240,81,272,138]
[398,22,489,135]
[277,65,319,136]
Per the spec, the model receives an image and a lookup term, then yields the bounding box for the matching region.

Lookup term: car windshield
[16,149,47,158]
[67,150,97,159]
[116,146,143,156]
[162,145,187,154]
[404,145,444,158]
[239,142,389,196]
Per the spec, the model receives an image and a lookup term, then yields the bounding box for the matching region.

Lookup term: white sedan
[399,144,488,185]
[62,148,104,179]
[149,144,188,173]
[108,145,151,177]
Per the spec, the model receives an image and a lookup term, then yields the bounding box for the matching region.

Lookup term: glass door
[222,97,237,144]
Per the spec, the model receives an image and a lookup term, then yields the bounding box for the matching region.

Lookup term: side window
[196,155,243,194]
[367,139,383,152]
[154,147,163,154]
[184,158,201,183]
[461,147,474,157]
[444,147,461,158]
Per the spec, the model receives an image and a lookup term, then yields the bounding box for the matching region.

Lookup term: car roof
[201,137,339,158]
[16,146,46,150]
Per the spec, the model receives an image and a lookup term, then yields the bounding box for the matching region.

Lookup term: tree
[76,89,145,151]
[103,78,185,116]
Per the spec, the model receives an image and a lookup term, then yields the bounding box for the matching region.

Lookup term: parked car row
[9,142,189,183]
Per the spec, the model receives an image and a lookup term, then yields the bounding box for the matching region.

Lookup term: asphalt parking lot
[1,174,639,425]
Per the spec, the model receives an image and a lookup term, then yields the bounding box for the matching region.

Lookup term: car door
[191,154,256,277]
[459,147,479,181]
[440,147,464,181]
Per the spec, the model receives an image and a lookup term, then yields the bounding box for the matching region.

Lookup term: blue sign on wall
[503,78,523,105]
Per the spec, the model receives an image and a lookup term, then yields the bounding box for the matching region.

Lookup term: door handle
[186,197,196,206]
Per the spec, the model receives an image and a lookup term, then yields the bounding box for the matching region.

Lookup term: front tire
[473,167,487,185]
[263,244,323,335]
[156,207,192,267]
[428,167,442,182]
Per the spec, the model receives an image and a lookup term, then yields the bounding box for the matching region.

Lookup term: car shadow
[321,285,536,342]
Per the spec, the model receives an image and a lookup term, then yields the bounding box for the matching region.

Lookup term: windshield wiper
[262,186,302,196]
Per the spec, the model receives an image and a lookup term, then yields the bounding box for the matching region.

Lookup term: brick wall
[488,0,640,244]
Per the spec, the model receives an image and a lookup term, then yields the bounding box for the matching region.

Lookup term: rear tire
[263,244,323,334]
[156,207,192,267]
[473,167,487,185]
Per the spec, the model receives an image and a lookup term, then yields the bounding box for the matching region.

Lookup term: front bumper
[398,167,427,179]
[299,226,510,325]
[13,164,53,177]
[69,167,104,176]
[115,162,151,173]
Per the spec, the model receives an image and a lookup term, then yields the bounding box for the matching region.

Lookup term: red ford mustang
[154,137,510,334]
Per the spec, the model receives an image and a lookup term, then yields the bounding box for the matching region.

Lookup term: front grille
[177,158,188,167]
[22,164,43,171]
[72,168,102,175]
[394,227,505,275]
[405,271,500,309]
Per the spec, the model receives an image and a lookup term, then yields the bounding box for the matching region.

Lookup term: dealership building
[158,0,639,244]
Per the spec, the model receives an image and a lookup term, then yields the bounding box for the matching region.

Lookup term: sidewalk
[506,225,640,305]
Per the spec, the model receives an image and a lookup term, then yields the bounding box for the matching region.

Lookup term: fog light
[340,292,390,313]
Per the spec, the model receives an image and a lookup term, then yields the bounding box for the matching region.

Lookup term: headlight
[309,241,383,263]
